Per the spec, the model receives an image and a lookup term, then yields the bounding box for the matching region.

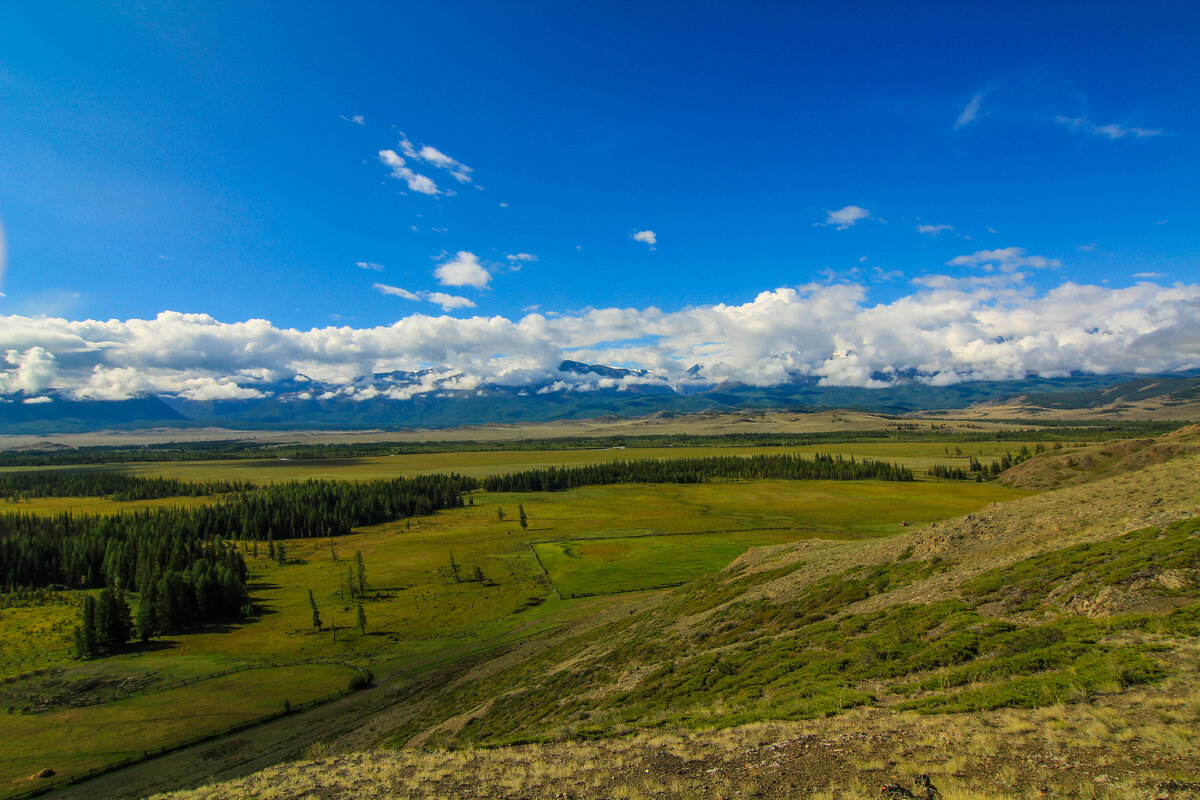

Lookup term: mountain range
[2,361,1198,434]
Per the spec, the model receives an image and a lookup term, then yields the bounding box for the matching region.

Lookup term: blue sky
[1,2,1198,400]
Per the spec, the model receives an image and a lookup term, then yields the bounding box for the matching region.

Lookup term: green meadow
[0,441,1047,486]
[0,444,1028,796]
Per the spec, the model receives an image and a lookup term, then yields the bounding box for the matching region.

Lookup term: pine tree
[497,507,505,521]
[448,551,461,583]
[308,589,322,631]
[356,601,367,635]
[518,504,528,531]
[276,543,287,566]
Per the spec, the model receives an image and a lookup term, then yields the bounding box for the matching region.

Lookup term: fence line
[3,658,365,714]
[1,665,371,800]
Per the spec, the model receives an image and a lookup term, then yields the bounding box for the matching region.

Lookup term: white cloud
[1132,272,1163,279]
[916,224,954,236]
[434,251,491,289]
[820,206,870,230]
[378,150,441,195]
[426,292,476,311]
[373,283,422,301]
[340,114,365,125]
[955,90,985,129]
[0,347,58,394]
[947,247,1062,273]
[397,135,473,183]
[632,230,657,249]
[5,279,1198,400]
[506,253,538,263]
[1055,116,1163,140]
[356,261,385,271]
[375,282,477,312]
[499,202,509,208]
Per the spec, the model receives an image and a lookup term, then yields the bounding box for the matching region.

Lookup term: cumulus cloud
[373,283,475,311]
[379,150,441,195]
[917,224,954,236]
[948,247,1062,273]
[1055,116,1163,140]
[356,261,385,271]
[820,206,870,230]
[3,279,1198,401]
[434,251,491,288]
[632,230,657,249]
[0,347,58,394]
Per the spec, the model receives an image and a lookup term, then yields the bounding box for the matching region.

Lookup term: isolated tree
[275,542,287,566]
[448,551,462,583]
[329,536,338,562]
[518,504,528,531]
[308,589,322,631]
[356,601,367,635]
[355,550,367,596]
[497,507,505,521]
[473,565,486,584]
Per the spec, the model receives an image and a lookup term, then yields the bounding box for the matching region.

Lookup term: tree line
[0,471,254,501]
[480,452,913,492]
[0,473,473,593]
[0,420,1181,467]
[929,445,1044,481]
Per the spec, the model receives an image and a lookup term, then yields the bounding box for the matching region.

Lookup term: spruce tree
[356,601,367,635]
[136,590,156,641]
[518,504,528,531]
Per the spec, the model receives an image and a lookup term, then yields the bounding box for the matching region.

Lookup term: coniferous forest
[480,452,913,492]
[0,471,254,501]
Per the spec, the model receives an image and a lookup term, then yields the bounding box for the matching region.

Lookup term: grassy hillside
[149,437,1200,799]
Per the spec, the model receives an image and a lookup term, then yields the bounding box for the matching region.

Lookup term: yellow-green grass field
[0,663,356,791]
[0,469,1027,795]
[0,495,214,517]
[0,441,1054,486]
[534,530,810,597]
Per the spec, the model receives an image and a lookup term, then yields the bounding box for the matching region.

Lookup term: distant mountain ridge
[2,363,1198,434]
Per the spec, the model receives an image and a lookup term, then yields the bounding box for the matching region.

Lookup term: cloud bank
[2,279,1197,402]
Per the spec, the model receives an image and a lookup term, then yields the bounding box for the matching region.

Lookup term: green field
[0,441,1049,486]
[0,444,1031,796]
[0,663,356,789]
[534,530,810,597]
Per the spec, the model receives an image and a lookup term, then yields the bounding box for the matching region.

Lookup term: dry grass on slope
[153,654,1200,800]
[998,424,1200,491]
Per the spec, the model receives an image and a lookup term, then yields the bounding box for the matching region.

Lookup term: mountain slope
[152,439,1200,799]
